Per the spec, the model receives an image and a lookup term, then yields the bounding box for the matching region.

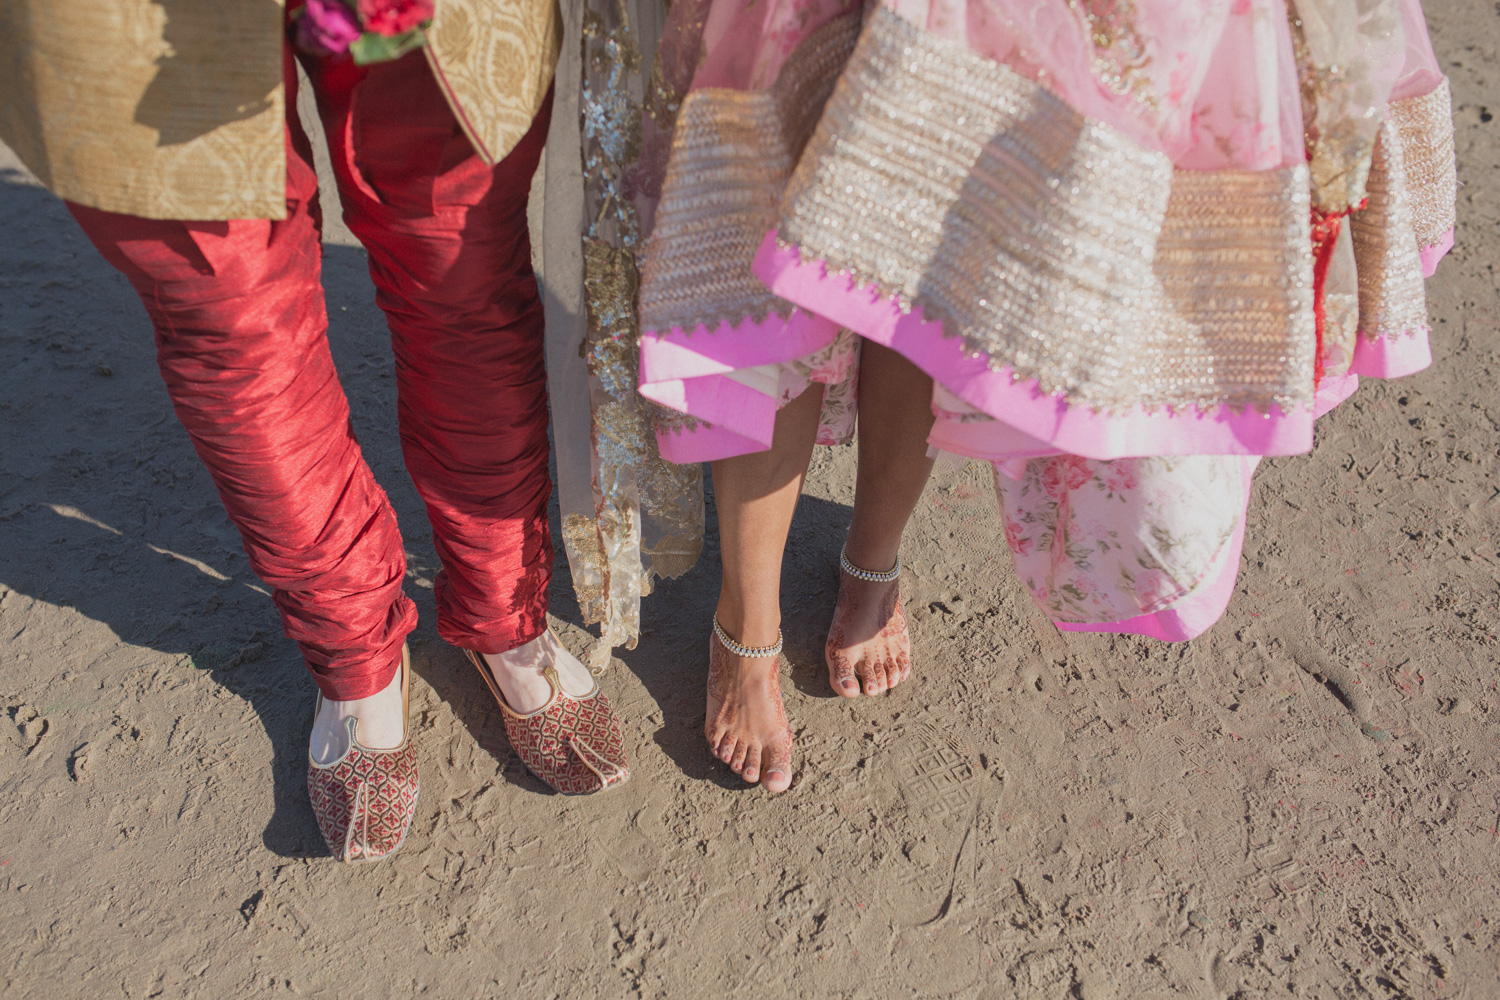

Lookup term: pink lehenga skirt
[634,0,1456,641]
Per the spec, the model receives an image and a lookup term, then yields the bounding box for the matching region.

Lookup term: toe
[718,736,737,764]
[741,743,763,784]
[826,648,861,698]
[893,653,913,688]
[762,738,793,794]
[729,739,750,774]
[862,659,887,696]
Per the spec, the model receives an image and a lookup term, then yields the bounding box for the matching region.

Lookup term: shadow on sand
[0,173,422,858]
[0,168,865,842]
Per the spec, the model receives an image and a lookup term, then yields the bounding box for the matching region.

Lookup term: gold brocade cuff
[1386,79,1458,251]
[1350,121,1430,343]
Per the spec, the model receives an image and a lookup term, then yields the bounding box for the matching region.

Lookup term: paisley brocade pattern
[0,0,286,220]
[1,0,560,219]
[424,0,561,165]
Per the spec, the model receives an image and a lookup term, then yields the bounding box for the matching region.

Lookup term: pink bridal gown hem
[633,0,1458,643]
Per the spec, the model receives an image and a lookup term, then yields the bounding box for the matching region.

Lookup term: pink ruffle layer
[752,233,1319,460]
[640,310,840,463]
[1345,227,1450,381]
[638,224,1453,466]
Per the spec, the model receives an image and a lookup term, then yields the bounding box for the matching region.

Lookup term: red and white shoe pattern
[307,724,419,862]
[307,645,419,862]
[464,649,629,795]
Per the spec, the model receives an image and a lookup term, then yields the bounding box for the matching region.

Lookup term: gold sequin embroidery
[1349,120,1430,343]
[572,0,705,668]
[1069,0,1156,108]
[777,8,1315,416]
[639,13,861,336]
[1287,0,1406,214]
[1386,79,1457,250]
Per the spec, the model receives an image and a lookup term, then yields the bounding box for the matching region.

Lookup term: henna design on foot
[825,571,912,697]
[705,630,794,793]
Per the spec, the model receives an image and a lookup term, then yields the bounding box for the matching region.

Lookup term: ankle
[842,535,901,576]
[713,600,781,649]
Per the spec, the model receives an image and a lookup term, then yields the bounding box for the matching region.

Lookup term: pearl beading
[839,545,901,584]
[712,616,784,659]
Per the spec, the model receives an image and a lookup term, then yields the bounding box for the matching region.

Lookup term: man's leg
[302,55,580,713]
[66,57,416,718]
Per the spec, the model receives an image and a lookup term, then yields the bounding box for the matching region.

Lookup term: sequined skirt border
[638,7,1456,462]
[1345,80,1456,379]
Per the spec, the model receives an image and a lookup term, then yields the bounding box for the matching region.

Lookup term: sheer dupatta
[540,0,710,668]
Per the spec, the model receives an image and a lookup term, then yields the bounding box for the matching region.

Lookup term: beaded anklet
[712,616,784,659]
[839,544,901,584]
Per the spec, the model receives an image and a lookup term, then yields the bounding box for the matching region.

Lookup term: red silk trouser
[68,47,554,699]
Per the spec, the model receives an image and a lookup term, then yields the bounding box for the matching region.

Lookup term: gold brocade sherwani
[0,0,560,220]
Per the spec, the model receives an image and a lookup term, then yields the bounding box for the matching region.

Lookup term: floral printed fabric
[993,455,1248,625]
[775,334,1247,629]
[768,328,861,446]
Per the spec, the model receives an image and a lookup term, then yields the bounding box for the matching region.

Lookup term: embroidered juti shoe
[462,647,630,795]
[307,645,420,862]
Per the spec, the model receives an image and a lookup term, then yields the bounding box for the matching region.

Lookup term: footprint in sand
[7,704,49,757]
[873,722,983,916]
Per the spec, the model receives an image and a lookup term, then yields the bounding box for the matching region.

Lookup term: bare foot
[482,630,596,715]
[310,655,406,766]
[825,571,911,697]
[706,632,793,792]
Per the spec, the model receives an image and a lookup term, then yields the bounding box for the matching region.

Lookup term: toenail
[840,678,857,689]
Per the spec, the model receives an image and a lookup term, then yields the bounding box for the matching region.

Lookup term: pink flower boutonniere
[296,0,434,64]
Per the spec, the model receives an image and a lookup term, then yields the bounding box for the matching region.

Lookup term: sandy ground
[3,8,1499,999]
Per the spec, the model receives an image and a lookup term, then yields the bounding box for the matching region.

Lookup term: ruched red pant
[68,45,554,699]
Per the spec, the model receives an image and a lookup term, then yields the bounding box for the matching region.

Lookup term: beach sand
[2,5,1498,997]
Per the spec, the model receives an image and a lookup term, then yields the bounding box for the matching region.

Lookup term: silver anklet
[840,544,901,584]
[712,616,783,659]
